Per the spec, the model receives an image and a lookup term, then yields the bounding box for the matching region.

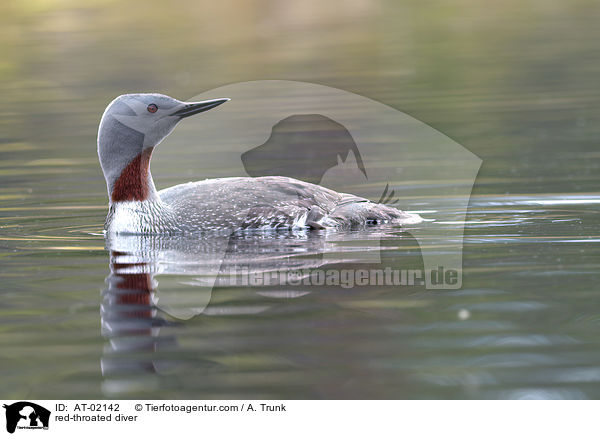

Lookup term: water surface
[1,0,599,399]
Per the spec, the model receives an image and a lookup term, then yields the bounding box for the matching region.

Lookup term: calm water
[1,0,599,399]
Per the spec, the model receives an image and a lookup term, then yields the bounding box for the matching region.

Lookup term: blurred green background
[1,0,599,399]
[1,0,598,196]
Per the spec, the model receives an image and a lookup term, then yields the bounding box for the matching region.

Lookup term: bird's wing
[159,176,413,230]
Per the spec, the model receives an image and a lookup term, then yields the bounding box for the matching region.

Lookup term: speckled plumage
[105,176,421,234]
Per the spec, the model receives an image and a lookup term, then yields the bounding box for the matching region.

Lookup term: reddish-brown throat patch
[111,147,154,202]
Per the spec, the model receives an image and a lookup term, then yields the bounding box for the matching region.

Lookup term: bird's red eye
[147,103,158,113]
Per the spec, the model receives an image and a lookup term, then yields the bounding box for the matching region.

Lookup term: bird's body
[106,175,421,234]
[98,93,421,235]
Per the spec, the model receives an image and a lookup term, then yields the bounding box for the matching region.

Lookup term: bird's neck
[110,147,159,203]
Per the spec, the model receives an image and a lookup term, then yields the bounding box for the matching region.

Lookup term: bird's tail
[307,194,422,229]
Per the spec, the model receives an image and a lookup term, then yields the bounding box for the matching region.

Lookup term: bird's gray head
[97,93,229,203]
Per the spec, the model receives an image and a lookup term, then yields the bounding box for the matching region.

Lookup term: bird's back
[159,176,421,231]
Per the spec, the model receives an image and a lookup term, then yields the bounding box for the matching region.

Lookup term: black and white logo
[3,402,50,434]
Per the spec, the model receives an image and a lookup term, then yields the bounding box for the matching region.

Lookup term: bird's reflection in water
[101,250,177,395]
[100,228,424,397]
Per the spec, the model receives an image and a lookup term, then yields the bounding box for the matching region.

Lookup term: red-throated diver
[98,93,422,234]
